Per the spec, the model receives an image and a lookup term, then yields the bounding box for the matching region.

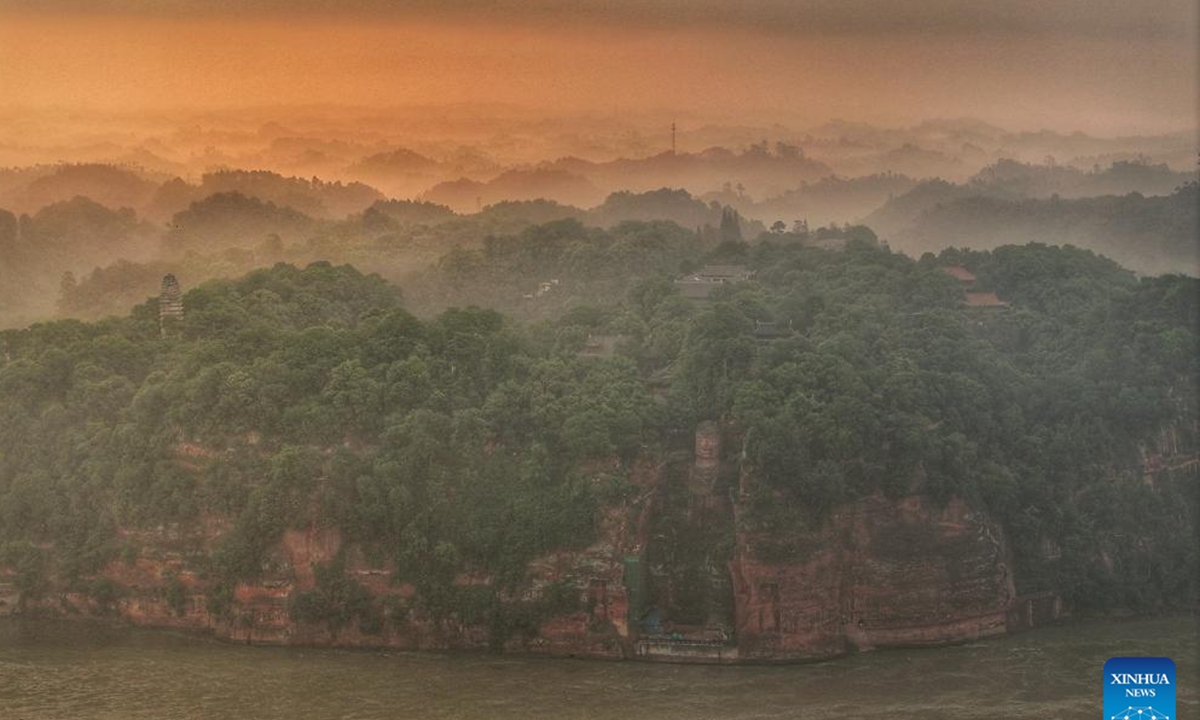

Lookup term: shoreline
[3,609,1191,666]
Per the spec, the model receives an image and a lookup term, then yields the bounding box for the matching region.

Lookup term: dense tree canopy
[0,234,1195,620]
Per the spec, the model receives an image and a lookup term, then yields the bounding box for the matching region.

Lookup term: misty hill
[864,159,1198,238]
[891,183,1199,276]
[13,161,1194,333]
[474,199,585,229]
[100,146,190,176]
[343,146,515,201]
[422,168,604,212]
[166,192,320,254]
[999,129,1197,171]
[22,196,158,271]
[807,117,1006,151]
[349,199,589,266]
[56,199,586,323]
[56,259,175,322]
[365,198,585,240]
[345,147,445,198]
[829,145,977,183]
[146,170,386,222]
[969,158,1194,200]
[194,170,384,219]
[409,218,705,317]
[586,187,763,237]
[0,166,47,204]
[348,147,440,172]
[257,135,391,179]
[712,158,1193,232]
[0,197,160,326]
[46,188,758,325]
[5,112,1195,203]
[0,163,161,215]
[363,199,458,227]
[802,119,1197,178]
[588,187,722,228]
[0,208,43,325]
[368,188,759,238]
[551,143,834,201]
[0,163,390,224]
[863,179,977,237]
[744,173,921,228]
[801,121,994,180]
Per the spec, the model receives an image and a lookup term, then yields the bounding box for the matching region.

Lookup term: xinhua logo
[1104,657,1176,720]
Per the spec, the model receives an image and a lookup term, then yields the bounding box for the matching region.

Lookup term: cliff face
[7,436,1026,662]
[506,458,661,658]
[732,493,1014,661]
[16,458,661,657]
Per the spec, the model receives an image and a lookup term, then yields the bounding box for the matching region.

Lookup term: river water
[1,616,1195,719]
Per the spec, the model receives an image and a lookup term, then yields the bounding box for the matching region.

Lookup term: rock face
[16,457,662,657]
[511,458,661,658]
[6,431,1022,662]
[732,493,1014,661]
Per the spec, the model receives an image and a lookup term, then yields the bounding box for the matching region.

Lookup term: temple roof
[963,291,1008,308]
[940,266,977,283]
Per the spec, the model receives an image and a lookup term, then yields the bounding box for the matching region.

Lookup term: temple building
[940,265,1009,310]
[675,265,753,302]
[940,266,978,287]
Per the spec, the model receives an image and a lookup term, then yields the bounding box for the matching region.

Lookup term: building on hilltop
[675,265,753,302]
[692,265,753,283]
[963,291,1009,310]
[940,265,977,287]
[940,265,1009,312]
[159,274,184,338]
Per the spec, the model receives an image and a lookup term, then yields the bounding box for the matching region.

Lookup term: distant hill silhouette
[746,173,920,228]
[147,170,384,221]
[864,160,1198,240]
[889,183,1198,276]
[969,158,1194,200]
[27,196,157,269]
[863,179,977,237]
[166,192,319,254]
[364,199,458,227]
[0,163,159,215]
[423,168,604,212]
[0,196,159,326]
[586,188,730,232]
[548,144,833,200]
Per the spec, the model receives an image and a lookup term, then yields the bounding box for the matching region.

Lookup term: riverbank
[0,609,1192,664]
[1,614,1195,720]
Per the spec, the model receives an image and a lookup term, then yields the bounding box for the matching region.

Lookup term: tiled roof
[941,266,977,283]
[963,291,1008,308]
[675,280,717,299]
[695,265,752,281]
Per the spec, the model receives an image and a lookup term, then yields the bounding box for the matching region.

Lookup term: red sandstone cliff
[14,457,662,658]
[732,492,1014,661]
[6,436,1031,662]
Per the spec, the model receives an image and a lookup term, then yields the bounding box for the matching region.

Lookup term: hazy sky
[1,0,1196,134]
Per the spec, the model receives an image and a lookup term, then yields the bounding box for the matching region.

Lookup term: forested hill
[870,182,1198,276]
[0,241,1195,632]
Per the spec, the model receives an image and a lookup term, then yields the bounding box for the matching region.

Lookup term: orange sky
[1,3,1196,134]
